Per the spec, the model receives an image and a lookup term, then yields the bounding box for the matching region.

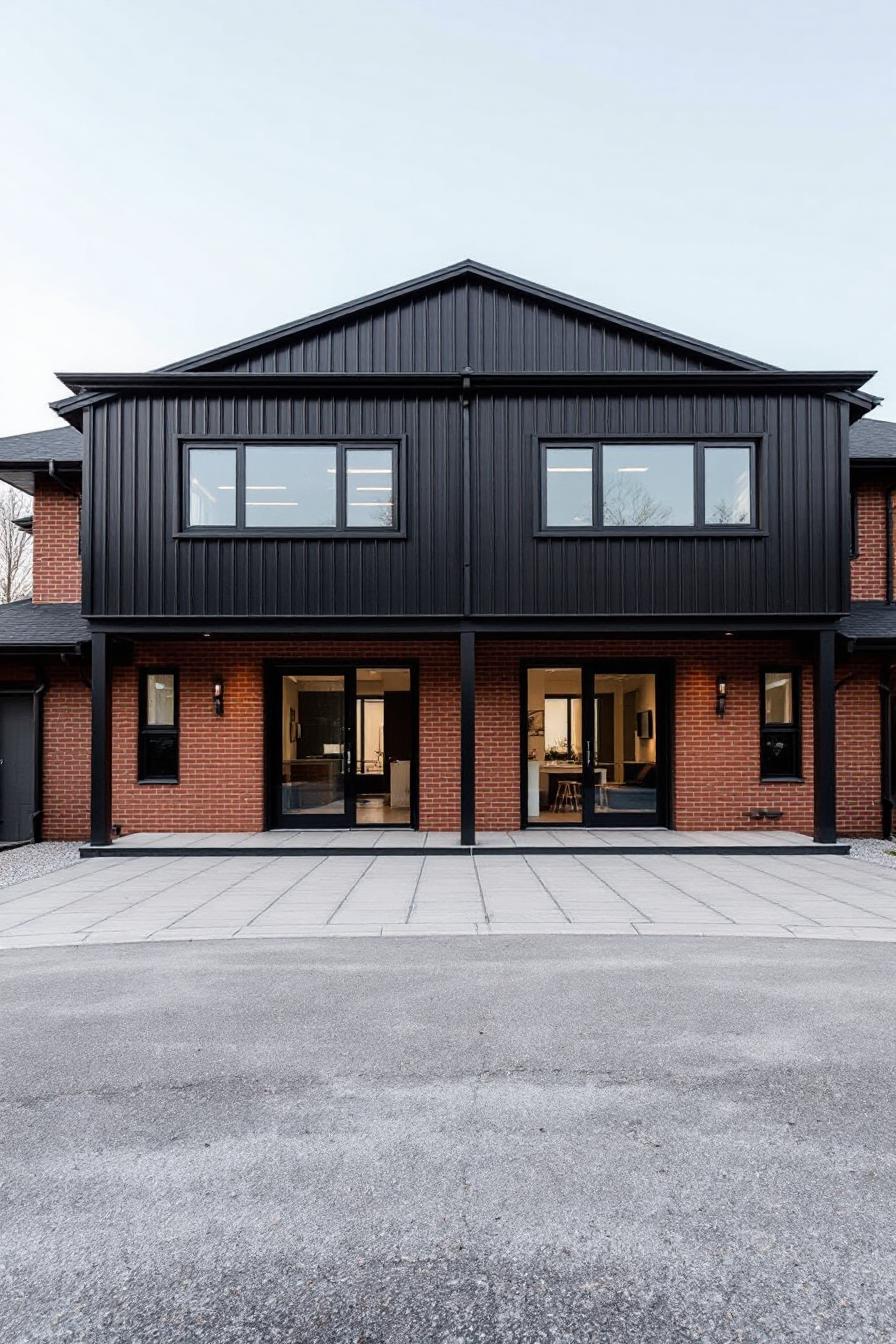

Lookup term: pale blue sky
[1,0,893,433]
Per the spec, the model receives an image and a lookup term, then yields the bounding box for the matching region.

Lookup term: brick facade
[850,478,894,602]
[0,635,885,841]
[31,481,81,604]
[476,638,817,833]
[110,640,460,835]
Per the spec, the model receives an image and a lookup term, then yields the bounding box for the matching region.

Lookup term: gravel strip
[847,837,896,870]
[0,841,82,888]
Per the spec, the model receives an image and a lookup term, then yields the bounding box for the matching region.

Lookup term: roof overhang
[51,367,878,422]
[0,459,82,495]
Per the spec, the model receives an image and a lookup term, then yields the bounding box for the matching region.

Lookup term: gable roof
[155,259,779,376]
[49,259,880,424]
[850,417,896,461]
[0,425,83,493]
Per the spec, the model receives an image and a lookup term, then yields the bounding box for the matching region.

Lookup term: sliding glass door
[270,664,416,828]
[524,662,666,827]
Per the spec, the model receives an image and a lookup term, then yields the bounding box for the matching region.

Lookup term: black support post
[460,630,476,846]
[813,629,837,844]
[90,632,113,847]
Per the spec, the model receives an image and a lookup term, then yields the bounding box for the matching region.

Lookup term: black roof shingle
[0,425,83,494]
[0,600,88,651]
[849,418,896,461]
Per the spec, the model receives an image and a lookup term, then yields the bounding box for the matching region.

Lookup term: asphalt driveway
[2,936,895,1342]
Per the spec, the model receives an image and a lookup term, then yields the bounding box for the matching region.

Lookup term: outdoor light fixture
[716,673,728,717]
[213,676,224,717]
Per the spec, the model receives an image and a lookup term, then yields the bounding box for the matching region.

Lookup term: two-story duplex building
[0,261,891,850]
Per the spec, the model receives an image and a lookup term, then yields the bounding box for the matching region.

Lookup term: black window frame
[536,437,761,536]
[138,667,179,784]
[759,666,802,783]
[179,437,404,538]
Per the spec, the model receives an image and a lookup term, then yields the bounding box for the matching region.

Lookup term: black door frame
[519,658,673,829]
[264,659,419,830]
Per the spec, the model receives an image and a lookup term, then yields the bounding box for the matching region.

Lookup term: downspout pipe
[47,460,80,496]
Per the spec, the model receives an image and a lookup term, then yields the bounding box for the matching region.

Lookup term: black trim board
[79,840,852,858]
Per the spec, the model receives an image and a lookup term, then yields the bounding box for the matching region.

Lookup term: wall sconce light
[716,673,728,717]
[213,676,224,717]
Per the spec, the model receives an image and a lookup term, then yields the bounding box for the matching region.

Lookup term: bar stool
[553,779,582,812]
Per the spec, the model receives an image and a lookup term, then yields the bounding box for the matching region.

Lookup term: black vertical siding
[212,279,722,376]
[470,390,846,616]
[83,384,848,619]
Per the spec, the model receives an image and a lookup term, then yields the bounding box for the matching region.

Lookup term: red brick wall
[836,659,883,836]
[32,481,81,604]
[41,666,91,839]
[476,638,816,832]
[110,640,460,834]
[850,480,896,602]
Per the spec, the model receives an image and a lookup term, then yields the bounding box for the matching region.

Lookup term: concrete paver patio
[1,850,895,948]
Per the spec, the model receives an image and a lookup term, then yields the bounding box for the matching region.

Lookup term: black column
[813,629,837,844]
[90,632,113,847]
[460,630,476,846]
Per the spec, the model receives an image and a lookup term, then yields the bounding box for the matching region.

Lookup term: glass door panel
[354,667,413,826]
[526,667,584,823]
[280,674,348,824]
[590,671,658,825]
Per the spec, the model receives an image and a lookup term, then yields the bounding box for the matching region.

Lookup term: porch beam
[459,631,476,845]
[813,629,837,845]
[90,631,113,847]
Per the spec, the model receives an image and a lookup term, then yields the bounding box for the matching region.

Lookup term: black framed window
[539,440,757,533]
[138,669,179,783]
[760,669,801,781]
[185,441,398,534]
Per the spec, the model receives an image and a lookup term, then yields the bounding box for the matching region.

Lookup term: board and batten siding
[471,390,847,617]
[81,385,849,620]
[210,279,722,376]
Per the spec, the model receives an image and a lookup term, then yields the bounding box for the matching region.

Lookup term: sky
[1,0,893,435]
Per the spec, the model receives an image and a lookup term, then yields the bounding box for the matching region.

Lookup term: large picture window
[185,441,399,533]
[138,669,179,783]
[540,440,757,532]
[760,669,801,781]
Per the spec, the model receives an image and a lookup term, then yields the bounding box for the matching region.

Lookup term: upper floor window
[541,440,756,533]
[185,440,399,534]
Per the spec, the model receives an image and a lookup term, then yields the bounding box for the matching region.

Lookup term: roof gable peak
[161,258,776,375]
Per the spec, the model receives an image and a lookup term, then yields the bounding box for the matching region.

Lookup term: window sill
[534,527,767,539]
[174,529,406,541]
[137,777,180,786]
[759,776,804,785]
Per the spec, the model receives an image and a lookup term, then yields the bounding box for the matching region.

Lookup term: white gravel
[0,841,82,889]
[847,837,896,871]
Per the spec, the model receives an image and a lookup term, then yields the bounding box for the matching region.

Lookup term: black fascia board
[53,369,877,403]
